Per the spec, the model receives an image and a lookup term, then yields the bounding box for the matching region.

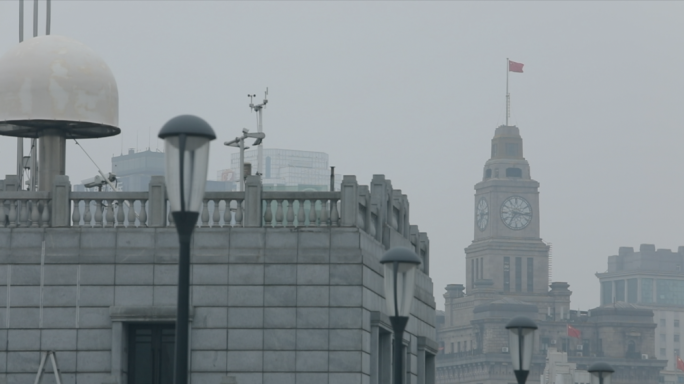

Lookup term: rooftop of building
[602,244,684,275]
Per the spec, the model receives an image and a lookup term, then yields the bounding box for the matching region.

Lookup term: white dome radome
[0,35,119,138]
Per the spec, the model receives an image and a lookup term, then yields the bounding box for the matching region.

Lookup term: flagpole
[506,58,510,126]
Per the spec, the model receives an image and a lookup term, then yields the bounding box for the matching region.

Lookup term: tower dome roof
[0,35,119,138]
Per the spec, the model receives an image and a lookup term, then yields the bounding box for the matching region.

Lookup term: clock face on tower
[476,198,489,231]
[500,196,532,230]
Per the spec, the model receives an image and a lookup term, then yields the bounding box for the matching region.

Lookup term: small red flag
[509,60,524,73]
[567,325,581,339]
[677,356,684,372]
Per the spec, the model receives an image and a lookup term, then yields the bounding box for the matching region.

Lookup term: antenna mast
[16,0,24,188]
[249,88,268,177]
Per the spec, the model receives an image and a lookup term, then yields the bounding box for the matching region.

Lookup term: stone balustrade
[0,174,429,261]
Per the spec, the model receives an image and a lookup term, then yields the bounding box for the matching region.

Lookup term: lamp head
[505,316,538,378]
[158,115,216,213]
[380,247,421,318]
[588,362,614,384]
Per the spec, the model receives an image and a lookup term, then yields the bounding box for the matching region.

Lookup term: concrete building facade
[0,174,437,384]
[597,244,684,384]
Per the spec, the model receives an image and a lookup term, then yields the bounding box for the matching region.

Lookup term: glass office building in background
[228,148,339,191]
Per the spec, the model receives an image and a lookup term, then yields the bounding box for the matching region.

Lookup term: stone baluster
[200,199,210,227]
[330,199,339,226]
[286,199,295,227]
[72,200,82,226]
[30,200,40,227]
[8,200,17,227]
[223,199,233,227]
[18,200,28,226]
[263,199,273,227]
[17,200,29,227]
[275,200,284,227]
[116,200,125,227]
[212,199,221,227]
[83,200,92,227]
[41,201,50,228]
[234,199,243,227]
[139,200,147,227]
[319,200,329,226]
[94,200,103,227]
[127,200,136,227]
[105,200,115,228]
[296,199,305,227]
[307,200,316,227]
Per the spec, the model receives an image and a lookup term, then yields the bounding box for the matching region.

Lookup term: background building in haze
[74,149,236,192]
[597,244,684,384]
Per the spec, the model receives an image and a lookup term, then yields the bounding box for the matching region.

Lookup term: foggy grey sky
[1,1,683,311]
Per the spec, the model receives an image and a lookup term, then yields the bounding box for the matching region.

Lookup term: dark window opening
[615,280,625,302]
[471,259,475,288]
[627,278,638,303]
[601,282,613,305]
[628,340,636,353]
[485,169,492,178]
[475,259,479,284]
[506,168,522,178]
[480,257,484,279]
[504,257,510,292]
[527,258,534,292]
[128,323,175,384]
[515,257,522,292]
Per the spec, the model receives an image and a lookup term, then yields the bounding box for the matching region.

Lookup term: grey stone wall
[0,225,436,384]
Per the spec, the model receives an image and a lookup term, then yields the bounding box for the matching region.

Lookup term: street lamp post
[158,115,216,384]
[380,247,422,384]
[588,362,614,384]
[505,316,538,384]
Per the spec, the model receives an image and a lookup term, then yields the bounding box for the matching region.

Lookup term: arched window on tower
[485,169,492,178]
[506,168,522,178]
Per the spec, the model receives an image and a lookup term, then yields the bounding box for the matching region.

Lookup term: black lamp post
[505,316,538,384]
[158,115,216,384]
[380,247,422,384]
[588,362,614,384]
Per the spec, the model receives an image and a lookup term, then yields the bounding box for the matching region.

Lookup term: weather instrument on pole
[248,88,268,177]
[224,128,266,191]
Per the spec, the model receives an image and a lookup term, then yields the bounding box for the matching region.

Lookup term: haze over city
[1,1,682,312]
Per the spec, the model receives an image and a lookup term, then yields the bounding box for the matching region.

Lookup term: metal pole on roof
[17,0,24,188]
[46,0,50,35]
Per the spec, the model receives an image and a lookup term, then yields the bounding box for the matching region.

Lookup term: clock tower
[466,125,549,296]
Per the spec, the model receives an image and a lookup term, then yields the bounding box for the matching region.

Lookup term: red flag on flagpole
[677,356,684,372]
[509,60,524,73]
[567,325,581,339]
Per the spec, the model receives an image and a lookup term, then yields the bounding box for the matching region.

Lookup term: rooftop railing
[1,174,430,271]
